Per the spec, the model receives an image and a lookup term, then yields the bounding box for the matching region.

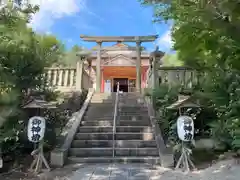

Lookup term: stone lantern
[76,49,92,92]
[150,46,165,90]
[76,49,91,60]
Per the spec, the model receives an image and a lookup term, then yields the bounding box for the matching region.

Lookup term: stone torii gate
[80,35,158,93]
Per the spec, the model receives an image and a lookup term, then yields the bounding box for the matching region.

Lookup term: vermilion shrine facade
[80,35,164,93]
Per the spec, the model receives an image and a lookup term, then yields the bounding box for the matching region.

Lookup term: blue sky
[30,0,172,52]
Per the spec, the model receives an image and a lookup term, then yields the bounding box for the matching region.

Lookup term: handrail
[113,82,120,158]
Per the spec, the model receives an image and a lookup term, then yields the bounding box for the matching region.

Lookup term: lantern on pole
[167,94,200,172]
[177,115,194,142]
[27,116,46,143]
[23,98,57,174]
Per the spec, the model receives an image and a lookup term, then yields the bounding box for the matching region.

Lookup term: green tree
[0,3,64,95]
[141,0,240,150]
[61,45,83,66]
[36,34,65,67]
[0,2,65,156]
[161,53,183,66]
[141,0,240,70]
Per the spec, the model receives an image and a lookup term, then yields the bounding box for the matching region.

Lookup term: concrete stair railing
[50,89,95,167]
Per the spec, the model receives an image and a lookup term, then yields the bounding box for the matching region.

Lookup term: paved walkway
[2,160,239,180]
[69,164,167,180]
[68,160,240,180]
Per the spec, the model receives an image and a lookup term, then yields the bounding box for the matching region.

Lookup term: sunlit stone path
[67,160,240,180]
[69,163,166,180]
[1,160,240,180]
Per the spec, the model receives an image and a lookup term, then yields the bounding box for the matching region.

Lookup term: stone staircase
[67,92,160,164]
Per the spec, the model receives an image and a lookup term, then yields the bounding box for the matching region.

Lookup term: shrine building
[79,35,165,93]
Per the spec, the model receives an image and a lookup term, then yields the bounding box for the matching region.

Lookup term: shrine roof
[88,50,151,58]
[76,41,162,58]
[91,42,146,51]
[80,35,158,42]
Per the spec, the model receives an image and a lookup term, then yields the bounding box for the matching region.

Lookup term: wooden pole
[29,141,50,174]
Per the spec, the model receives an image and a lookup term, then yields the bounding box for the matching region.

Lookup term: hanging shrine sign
[177,115,194,142]
[27,116,46,143]
[167,94,200,171]
[167,95,198,142]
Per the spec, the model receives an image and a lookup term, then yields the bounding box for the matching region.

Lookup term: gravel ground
[0,159,240,180]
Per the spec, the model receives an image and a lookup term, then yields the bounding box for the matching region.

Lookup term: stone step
[118,112,149,116]
[78,126,153,133]
[119,97,144,100]
[69,148,159,157]
[68,156,161,164]
[119,103,145,107]
[87,108,114,112]
[120,103,144,106]
[84,115,114,119]
[81,120,150,126]
[119,99,144,102]
[90,101,114,103]
[71,140,157,148]
[88,105,115,108]
[87,108,114,111]
[118,115,149,120]
[91,96,115,100]
[91,94,113,97]
[119,107,147,111]
[119,95,141,97]
[74,132,154,140]
[91,97,114,100]
[90,99,115,102]
[83,117,114,121]
[84,112,113,115]
[91,95,114,98]
[92,93,116,96]
[85,114,149,119]
[119,95,142,99]
[85,111,148,117]
[88,103,115,106]
[119,100,143,102]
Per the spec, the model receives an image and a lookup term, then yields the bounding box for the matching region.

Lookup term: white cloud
[67,38,73,43]
[157,29,173,51]
[29,0,85,32]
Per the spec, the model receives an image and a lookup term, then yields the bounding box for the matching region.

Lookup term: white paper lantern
[27,116,46,143]
[177,115,194,142]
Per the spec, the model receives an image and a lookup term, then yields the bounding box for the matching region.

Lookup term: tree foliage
[0,3,65,159]
[142,0,240,70]
[61,45,83,67]
[0,3,64,95]
[161,53,183,66]
[142,0,240,151]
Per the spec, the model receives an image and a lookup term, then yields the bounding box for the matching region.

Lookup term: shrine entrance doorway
[113,78,128,92]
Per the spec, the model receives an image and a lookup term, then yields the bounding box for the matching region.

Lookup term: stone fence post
[75,61,83,92]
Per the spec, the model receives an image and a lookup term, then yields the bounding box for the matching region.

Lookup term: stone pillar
[152,55,157,90]
[76,61,83,92]
[96,41,102,93]
[136,41,142,93]
[101,68,104,93]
